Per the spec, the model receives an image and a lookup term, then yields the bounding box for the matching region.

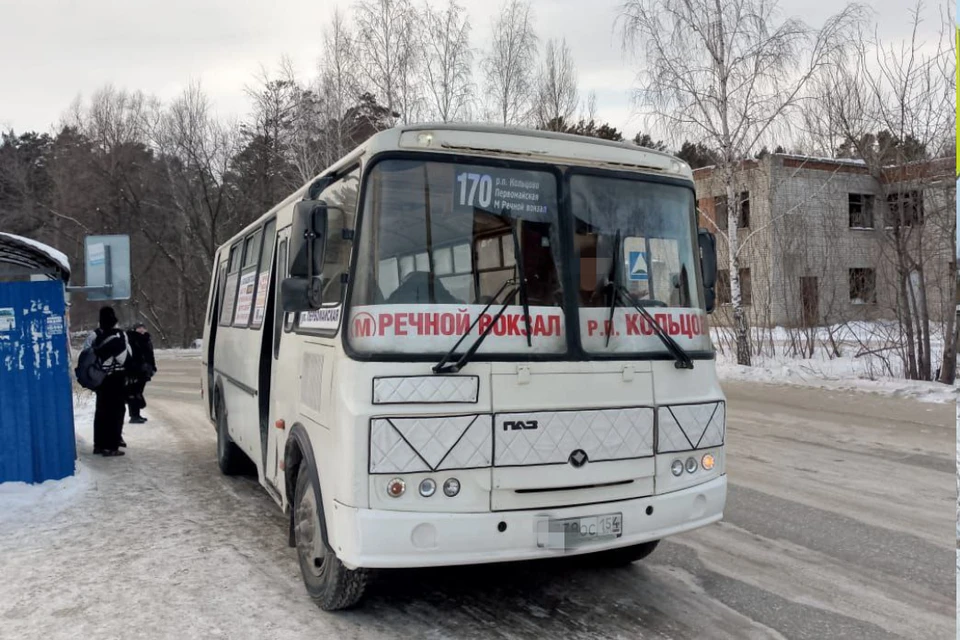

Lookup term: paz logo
[568,449,588,468]
[628,251,649,281]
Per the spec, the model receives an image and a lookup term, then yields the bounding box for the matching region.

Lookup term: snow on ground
[716,354,959,404]
[0,396,94,513]
[155,347,203,358]
[711,322,959,404]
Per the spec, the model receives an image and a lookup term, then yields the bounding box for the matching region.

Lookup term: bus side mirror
[289,200,329,279]
[698,228,717,314]
[282,200,330,312]
[281,276,324,313]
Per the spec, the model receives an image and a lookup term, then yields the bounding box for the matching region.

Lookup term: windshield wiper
[433,207,534,374]
[613,283,694,369]
[603,229,693,369]
[488,207,531,346]
[510,214,532,347]
[433,278,519,374]
[604,228,622,347]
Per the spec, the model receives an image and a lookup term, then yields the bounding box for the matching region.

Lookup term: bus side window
[206,251,222,324]
[274,240,288,359]
[317,167,361,306]
[250,219,277,330]
[219,243,241,326]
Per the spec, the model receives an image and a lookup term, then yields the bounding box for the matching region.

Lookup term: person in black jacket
[83,307,130,457]
[125,323,157,425]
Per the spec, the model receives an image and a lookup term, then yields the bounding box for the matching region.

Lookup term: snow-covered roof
[0,233,71,281]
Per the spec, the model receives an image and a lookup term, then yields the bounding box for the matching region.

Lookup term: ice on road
[0,354,954,640]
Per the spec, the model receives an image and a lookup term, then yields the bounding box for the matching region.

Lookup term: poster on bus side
[251,271,270,327]
[233,271,257,325]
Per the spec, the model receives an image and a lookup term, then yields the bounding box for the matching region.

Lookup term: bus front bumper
[331,475,726,569]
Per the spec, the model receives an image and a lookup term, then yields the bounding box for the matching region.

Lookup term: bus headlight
[419,478,437,497]
[670,459,684,476]
[701,453,716,471]
[685,457,699,473]
[442,478,460,497]
[387,478,405,498]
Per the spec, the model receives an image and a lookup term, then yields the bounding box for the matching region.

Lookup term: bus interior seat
[385,271,459,305]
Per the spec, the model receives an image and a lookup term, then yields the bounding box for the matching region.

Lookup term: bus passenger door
[266,229,295,491]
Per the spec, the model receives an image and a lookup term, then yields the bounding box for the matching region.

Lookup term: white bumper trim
[330,475,727,569]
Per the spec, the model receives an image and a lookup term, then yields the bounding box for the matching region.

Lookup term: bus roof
[401,123,682,162]
[219,124,693,252]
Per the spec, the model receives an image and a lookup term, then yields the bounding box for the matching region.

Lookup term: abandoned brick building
[693,154,955,328]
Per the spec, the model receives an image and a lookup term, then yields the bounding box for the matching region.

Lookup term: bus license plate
[541,513,622,548]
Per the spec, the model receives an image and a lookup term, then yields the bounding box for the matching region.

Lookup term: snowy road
[0,354,954,640]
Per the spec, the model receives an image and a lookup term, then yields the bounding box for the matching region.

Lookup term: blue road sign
[628,251,649,281]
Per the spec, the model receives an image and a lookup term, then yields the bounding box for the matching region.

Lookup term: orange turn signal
[275,419,286,430]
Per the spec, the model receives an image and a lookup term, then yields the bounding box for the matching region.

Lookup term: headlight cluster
[670,453,716,476]
[386,476,460,498]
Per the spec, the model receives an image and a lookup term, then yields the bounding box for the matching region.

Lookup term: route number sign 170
[456,172,494,209]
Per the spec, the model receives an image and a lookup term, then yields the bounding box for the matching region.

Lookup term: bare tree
[803,2,955,382]
[533,38,579,130]
[319,8,363,164]
[618,0,863,366]
[354,0,420,124]
[482,0,538,126]
[419,0,474,122]
[153,82,238,265]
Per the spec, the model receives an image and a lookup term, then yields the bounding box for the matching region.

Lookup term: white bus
[201,124,726,610]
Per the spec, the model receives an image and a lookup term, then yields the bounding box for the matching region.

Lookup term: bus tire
[293,464,368,611]
[216,397,245,476]
[594,539,660,566]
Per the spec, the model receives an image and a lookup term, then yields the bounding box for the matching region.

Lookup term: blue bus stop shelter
[0,233,75,484]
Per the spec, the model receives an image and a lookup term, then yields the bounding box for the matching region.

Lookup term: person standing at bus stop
[84,306,130,457]
[125,323,156,426]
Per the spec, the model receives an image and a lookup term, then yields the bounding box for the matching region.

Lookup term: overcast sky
[0,0,948,141]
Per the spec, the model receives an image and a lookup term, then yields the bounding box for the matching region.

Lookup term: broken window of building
[716,268,751,305]
[848,193,875,229]
[885,190,924,227]
[739,268,752,305]
[849,268,876,304]
[712,191,750,230]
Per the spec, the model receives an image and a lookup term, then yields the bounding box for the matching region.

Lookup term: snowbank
[712,322,958,404]
[717,357,959,404]
[0,397,94,514]
[0,462,91,512]
[155,347,202,358]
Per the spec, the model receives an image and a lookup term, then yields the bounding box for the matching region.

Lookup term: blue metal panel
[0,280,75,484]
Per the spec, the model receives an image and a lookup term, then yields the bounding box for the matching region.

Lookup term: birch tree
[803,3,955,382]
[482,0,538,126]
[319,8,363,163]
[618,0,863,366]
[533,38,579,131]
[354,0,419,124]
[419,0,473,122]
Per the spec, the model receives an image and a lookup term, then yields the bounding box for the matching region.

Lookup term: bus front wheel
[294,464,368,610]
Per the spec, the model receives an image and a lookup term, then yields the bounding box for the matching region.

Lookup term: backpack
[100,331,131,373]
[74,330,131,390]
[75,346,106,390]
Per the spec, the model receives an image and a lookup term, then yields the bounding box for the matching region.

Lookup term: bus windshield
[571,173,711,354]
[349,158,566,355]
